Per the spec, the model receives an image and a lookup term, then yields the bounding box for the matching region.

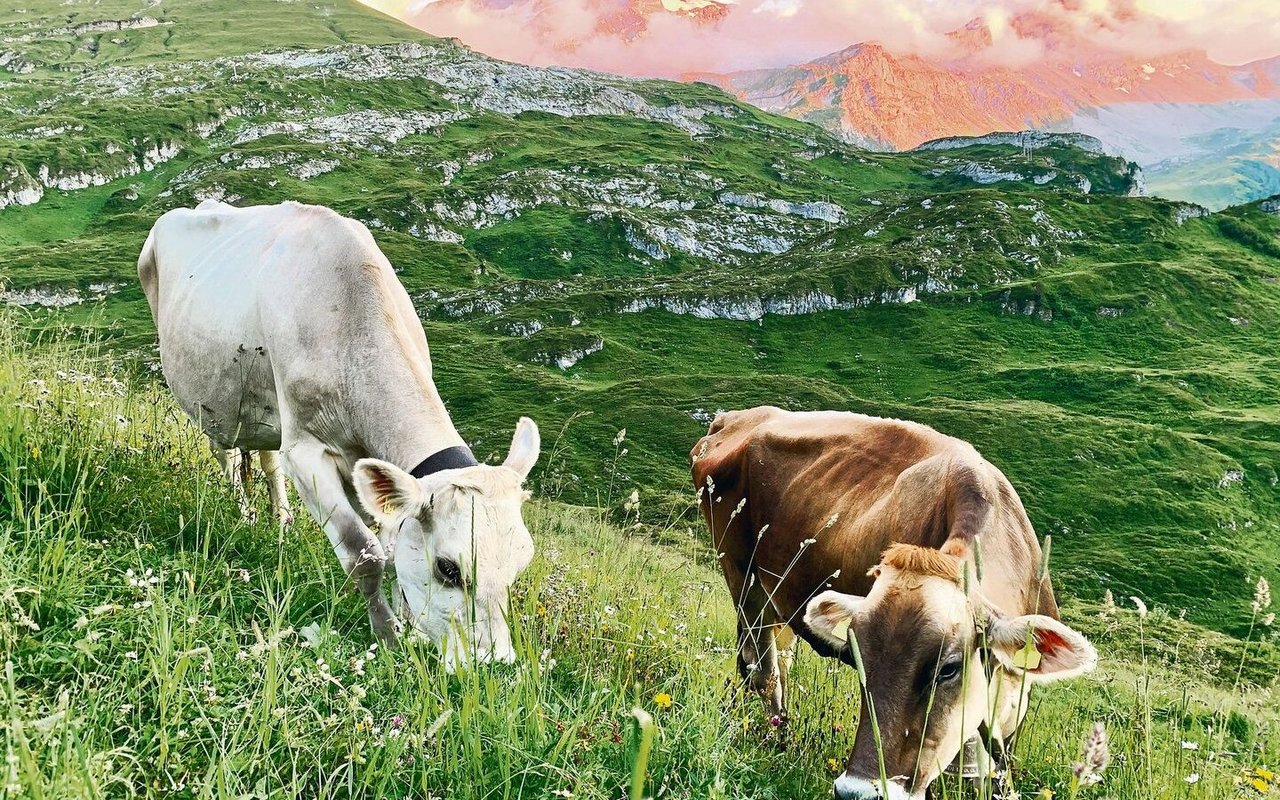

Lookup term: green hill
[2,0,1278,645]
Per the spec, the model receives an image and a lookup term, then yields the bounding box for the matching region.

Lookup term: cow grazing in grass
[139,199,540,666]
[691,406,1096,800]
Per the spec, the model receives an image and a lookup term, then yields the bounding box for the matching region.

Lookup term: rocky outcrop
[1172,203,1209,225]
[718,192,845,223]
[0,165,43,210]
[620,286,918,321]
[916,131,1107,154]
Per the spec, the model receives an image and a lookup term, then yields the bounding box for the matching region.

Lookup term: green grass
[1,321,1278,799]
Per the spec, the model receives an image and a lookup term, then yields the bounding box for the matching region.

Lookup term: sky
[358,0,1280,77]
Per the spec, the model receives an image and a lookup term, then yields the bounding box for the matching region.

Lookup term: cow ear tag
[1012,639,1042,670]
[833,617,851,645]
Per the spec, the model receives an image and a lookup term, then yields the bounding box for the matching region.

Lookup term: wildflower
[1129,596,1148,618]
[1071,722,1109,787]
[125,651,139,661]
[613,429,626,446]
[1184,773,1200,785]
[29,445,40,460]
[827,758,840,774]
[1248,767,1273,793]
[652,692,672,709]
[238,569,250,583]
[1264,612,1276,627]
[1181,741,1199,751]
[624,490,640,514]
[1101,589,1116,616]
[1253,576,1272,614]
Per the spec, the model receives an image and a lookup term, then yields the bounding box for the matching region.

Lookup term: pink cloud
[371,0,1280,75]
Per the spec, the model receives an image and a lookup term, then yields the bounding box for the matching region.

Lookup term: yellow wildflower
[652,692,672,710]
[827,758,840,774]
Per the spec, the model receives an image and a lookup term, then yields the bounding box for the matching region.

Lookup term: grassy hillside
[1,0,1278,649]
[1,322,1277,799]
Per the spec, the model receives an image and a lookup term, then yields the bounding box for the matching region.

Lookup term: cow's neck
[373,395,468,474]
[350,363,470,473]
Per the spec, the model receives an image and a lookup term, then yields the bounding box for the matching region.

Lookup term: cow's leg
[283,439,400,645]
[774,624,796,715]
[259,450,293,526]
[736,576,788,724]
[211,440,256,522]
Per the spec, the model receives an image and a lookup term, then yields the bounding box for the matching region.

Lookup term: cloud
[362,0,1280,76]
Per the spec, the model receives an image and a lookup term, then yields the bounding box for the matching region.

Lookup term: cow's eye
[434,557,463,588]
[935,659,964,683]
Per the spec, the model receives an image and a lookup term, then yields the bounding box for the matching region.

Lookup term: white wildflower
[1252,576,1271,614]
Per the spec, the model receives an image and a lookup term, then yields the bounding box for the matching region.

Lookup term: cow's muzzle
[833,774,911,800]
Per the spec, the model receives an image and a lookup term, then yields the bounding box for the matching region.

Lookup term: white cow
[139,199,539,665]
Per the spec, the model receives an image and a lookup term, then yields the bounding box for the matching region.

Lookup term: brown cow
[691,406,1096,800]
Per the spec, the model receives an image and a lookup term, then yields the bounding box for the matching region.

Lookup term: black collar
[409,445,479,478]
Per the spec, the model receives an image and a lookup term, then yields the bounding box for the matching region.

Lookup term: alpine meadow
[1,1,1279,798]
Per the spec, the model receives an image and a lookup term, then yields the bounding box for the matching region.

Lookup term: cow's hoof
[369,608,402,648]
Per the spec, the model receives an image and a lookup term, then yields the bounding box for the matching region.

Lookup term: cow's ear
[986,613,1097,682]
[353,459,422,524]
[805,590,866,649]
[503,417,540,480]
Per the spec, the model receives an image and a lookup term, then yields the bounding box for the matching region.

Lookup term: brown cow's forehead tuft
[879,543,963,584]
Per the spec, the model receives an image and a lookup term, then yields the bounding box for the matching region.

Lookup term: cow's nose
[833,774,882,800]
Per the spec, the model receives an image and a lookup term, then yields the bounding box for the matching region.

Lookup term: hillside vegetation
[1,321,1277,799]
[0,0,1278,663]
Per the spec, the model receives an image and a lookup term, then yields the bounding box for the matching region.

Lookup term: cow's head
[804,543,1096,800]
[353,418,540,670]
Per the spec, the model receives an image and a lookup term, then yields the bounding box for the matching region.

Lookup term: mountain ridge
[689,20,1280,209]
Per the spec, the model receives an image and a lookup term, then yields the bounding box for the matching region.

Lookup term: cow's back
[140,201,403,450]
[692,407,1051,651]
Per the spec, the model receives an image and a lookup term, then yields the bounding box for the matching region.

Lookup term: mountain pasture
[1,0,1279,797]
